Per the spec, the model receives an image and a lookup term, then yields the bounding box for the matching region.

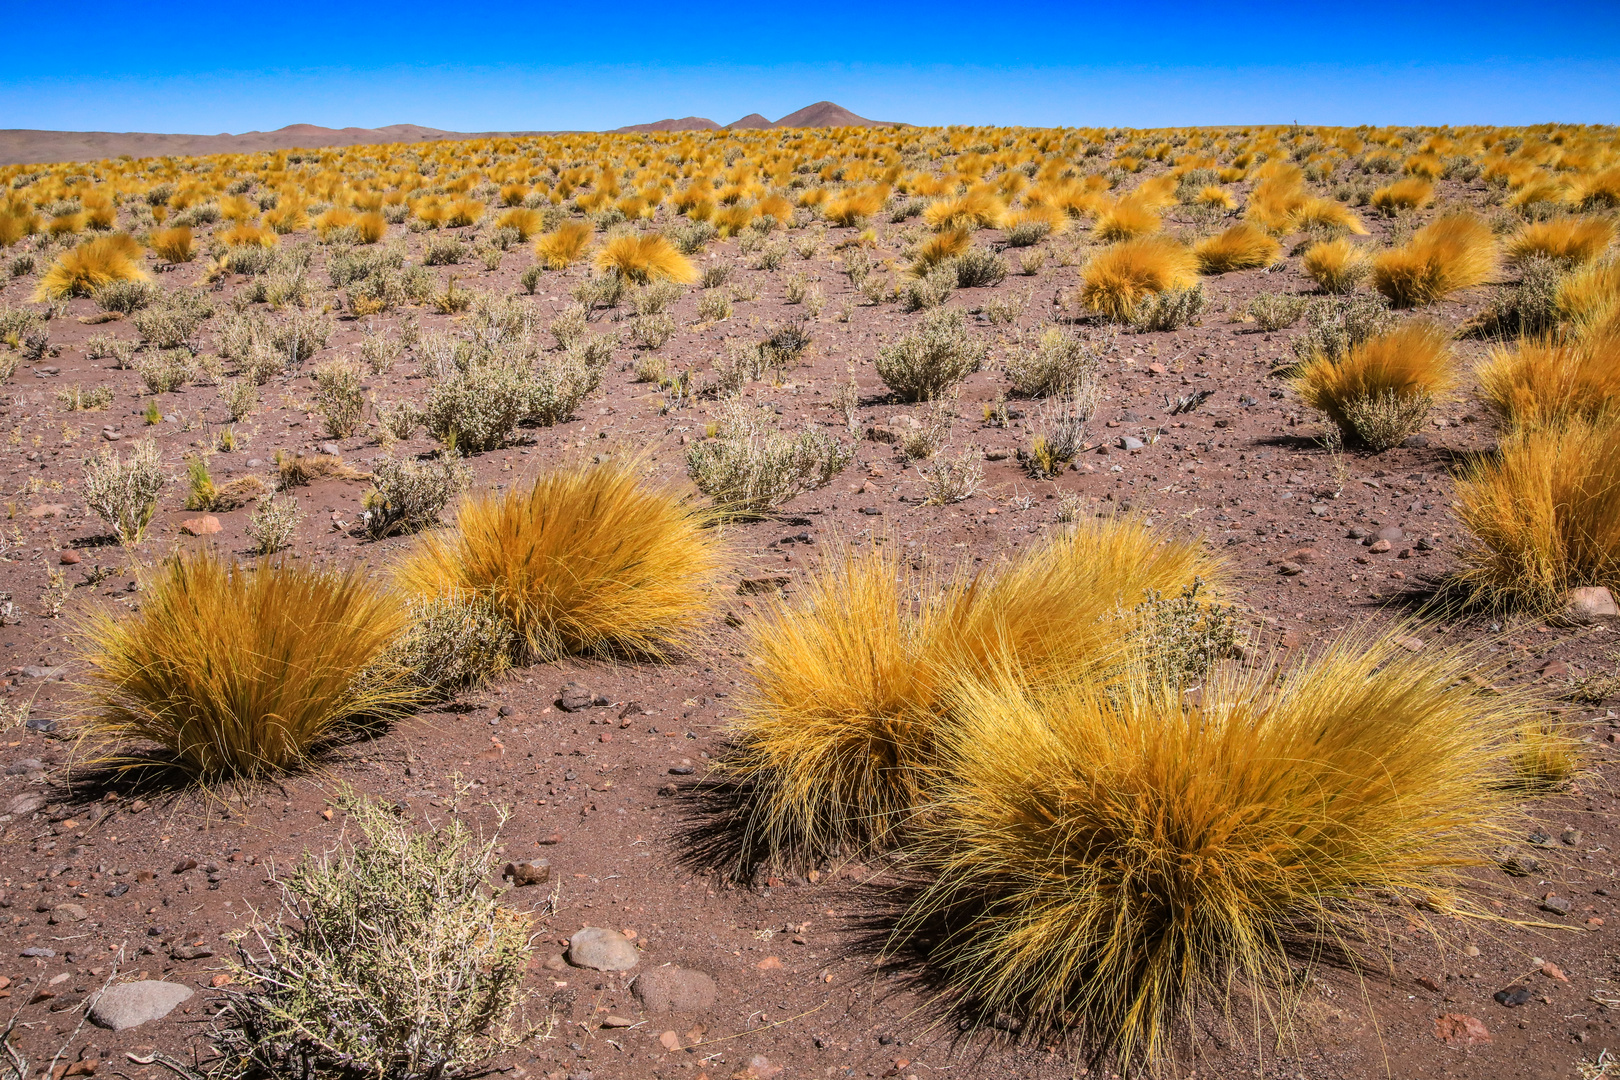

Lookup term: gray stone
[1565,587,1619,623]
[4,793,45,816]
[4,758,42,775]
[566,927,639,972]
[557,682,594,712]
[1375,526,1406,542]
[1542,895,1573,916]
[1118,436,1145,451]
[631,965,719,1014]
[89,981,193,1031]
[19,665,63,679]
[49,903,87,924]
[20,946,55,958]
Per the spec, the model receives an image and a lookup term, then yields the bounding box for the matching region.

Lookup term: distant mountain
[773,101,902,128]
[0,100,908,166]
[0,123,560,167]
[608,116,722,134]
[612,101,905,134]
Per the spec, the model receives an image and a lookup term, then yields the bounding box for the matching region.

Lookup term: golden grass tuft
[911,228,971,273]
[33,233,146,301]
[898,635,1530,1064]
[1371,212,1498,307]
[1302,236,1371,293]
[1291,197,1368,235]
[1476,332,1620,430]
[495,207,543,241]
[1091,196,1161,242]
[923,189,1006,231]
[824,188,886,227]
[75,551,416,778]
[1192,222,1279,273]
[1506,217,1615,267]
[533,221,592,270]
[1455,417,1620,610]
[1195,185,1236,210]
[219,222,278,248]
[1079,236,1199,321]
[725,517,1223,862]
[354,211,388,244]
[1558,258,1620,338]
[1293,320,1457,450]
[1370,177,1435,214]
[395,460,723,663]
[594,232,698,284]
[148,226,195,264]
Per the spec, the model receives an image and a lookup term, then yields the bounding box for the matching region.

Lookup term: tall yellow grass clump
[75,552,416,778]
[1192,222,1279,273]
[1293,320,1457,450]
[148,226,194,264]
[34,234,146,300]
[1080,236,1199,321]
[923,189,1006,231]
[219,222,278,248]
[594,232,698,284]
[1506,217,1615,267]
[1372,213,1498,307]
[1302,236,1371,293]
[899,637,1530,1064]
[824,188,886,227]
[495,207,543,241]
[354,211,388,244]
[396,461,723,663]
[1558,258,1620,337]
[1476,332,1620,430]
[911,228,971,273]
[1455,417,1620,610]
[533,221,592,270]
[1092,197,1161,242]
[1370,177,1435,214]
[726,517,1224,863]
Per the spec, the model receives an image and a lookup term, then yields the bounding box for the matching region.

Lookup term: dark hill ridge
[4,101,906,166]
[612,101,904,134]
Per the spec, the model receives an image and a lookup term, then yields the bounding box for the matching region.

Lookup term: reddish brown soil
[0,170,1616,1080]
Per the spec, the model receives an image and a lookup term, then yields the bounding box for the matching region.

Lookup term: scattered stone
[618,701,647,720]
[1400,434,1429,449]
[1565,586,1619,623]
[1433,1014,1492,1046]
[1276,562,1304,576]
[1538,659,1571,681]
[738,1055,782,1079]
[669,764,695,775]
[179,516,221,537]
[1493,985,1532,1008]
[538,832,562,845]
[983,448,1010,461]
[1375,526,1406,542]
[1498,849,1539,877]
[1563,827,1584,847]
[171,858,197,874]
[1118,436,1145,451]
[88,981,193,1031]
[1286,547,1319,564]
[1346,526,1368,539]
[600,1015,634,1028]
[1368,538,1393,553]
[20,946,56,958]
[1415,974,1441,992]
[1540,962,1569,983]
[20,665,64,679]
[857,506,882,516]
[566,927,639,971]
[59,550,80,565]
[557,682,594,712]
[106,883,128,898]
[170,945,213,961]
[49,904,87,924]
[501,860,551,887]
[658,1030,681,1051]
[1542,895,1573,916]
[736,576,790,596]
[755,955,783,971]
[1391,635,1425,653]
[4,793,45,816]
[27,504,68,519]
[631,966,719,1014]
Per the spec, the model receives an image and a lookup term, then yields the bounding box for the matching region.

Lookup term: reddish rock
[1433,1013,1492,1046]
[180,515,222,536]
[58,550,80,565]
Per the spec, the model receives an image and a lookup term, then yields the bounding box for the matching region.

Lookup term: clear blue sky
[4,1,1616,133]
